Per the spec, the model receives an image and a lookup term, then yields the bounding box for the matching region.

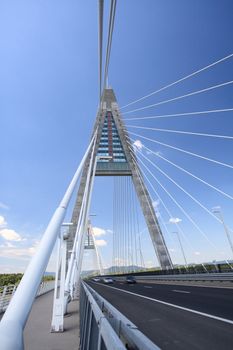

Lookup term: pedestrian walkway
[24,291,80,350]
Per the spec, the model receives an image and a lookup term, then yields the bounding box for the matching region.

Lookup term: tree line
[0,273,55,287]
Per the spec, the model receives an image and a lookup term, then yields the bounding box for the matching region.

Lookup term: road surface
[88,280,233,350]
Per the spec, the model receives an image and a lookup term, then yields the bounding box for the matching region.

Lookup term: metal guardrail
[111,272,233,283]
[134,272,233,282]
[80,282,160,350]
[0,281,55,314]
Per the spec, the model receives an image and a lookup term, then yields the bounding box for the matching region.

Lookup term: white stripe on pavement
[97,284,233,325]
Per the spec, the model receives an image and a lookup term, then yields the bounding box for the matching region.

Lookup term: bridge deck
[24,291,80,350]
[88,280,233,350]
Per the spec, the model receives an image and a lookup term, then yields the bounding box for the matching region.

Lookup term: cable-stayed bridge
[1,1,233,349]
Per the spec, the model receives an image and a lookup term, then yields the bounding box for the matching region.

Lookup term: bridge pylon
[69,88,173,271]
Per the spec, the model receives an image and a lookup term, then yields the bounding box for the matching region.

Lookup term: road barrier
[109,272,233,283]
[80,282,160,350]
[135,272,233,282]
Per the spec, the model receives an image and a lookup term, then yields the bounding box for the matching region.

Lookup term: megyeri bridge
[1,1,233,349]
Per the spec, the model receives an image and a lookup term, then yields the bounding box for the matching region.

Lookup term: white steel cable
[131,154,204,270]
[138,164,202,257]
[128,139,230,269]
[123,108,233,121]
[103,0,117,89]
[137,155,233,267]
[98,0,104,101]
[131,178,142,268]
[137,162,217,271]
[129,152,169,264]
[137,156,217,244]
[67,134,98,292]
[129,139,233,201]
[158,211,175,246]
[123,80,233,115]
[128,131,233,169]
[138,151,222,224]
[132,169,175,248]
[120,52,233,109]
[112,176,116,271]
[103,0,113,88]
[126,124,233,140]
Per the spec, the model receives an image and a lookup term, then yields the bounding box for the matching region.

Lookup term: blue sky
[0,0,233,273]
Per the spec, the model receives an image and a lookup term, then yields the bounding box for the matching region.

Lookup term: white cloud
[155,151,162,157]
[0,265,25,273]
[133,139,143,151]
[212,206,222,216]
[169,217,182,224]
[92,227,106,237]
[194,251,201,256]
[5,242,15,248]
[152,200,160,209]
[0,240,39,260]
[0,215,7,227]
[152,200,160,218]
[212,206,221,212]
[0,228,22,241]
[0,202,9,210]
[95,239,107,247]
[146,149,162,157]
[0,215,25,242]
[0,247,34,259]
[106,229,113,234]
[145,260,154,268]
[169,248,176,252]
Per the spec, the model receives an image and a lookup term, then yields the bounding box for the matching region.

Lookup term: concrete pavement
[24,291,79,350]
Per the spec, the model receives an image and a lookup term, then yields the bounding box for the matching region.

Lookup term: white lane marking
[137,280,233,290]
[172,290,190,294]
[144,286,153,288]
[98,284,233,325]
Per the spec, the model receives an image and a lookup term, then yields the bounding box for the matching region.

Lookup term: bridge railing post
[51,223,71,332]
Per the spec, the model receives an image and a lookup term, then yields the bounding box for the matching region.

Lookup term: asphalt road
[87,280,233,350]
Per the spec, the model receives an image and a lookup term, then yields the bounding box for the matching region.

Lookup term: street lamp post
[212,206,233,258]
[174,231,188,268]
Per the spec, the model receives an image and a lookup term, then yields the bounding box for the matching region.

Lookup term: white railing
[36,280,55,296]
[80,282,160,350]
[0,136,96,350]
[0,285,16,314]
[0,281,55,314]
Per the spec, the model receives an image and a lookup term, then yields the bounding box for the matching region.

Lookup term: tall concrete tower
[69,89,173,269]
